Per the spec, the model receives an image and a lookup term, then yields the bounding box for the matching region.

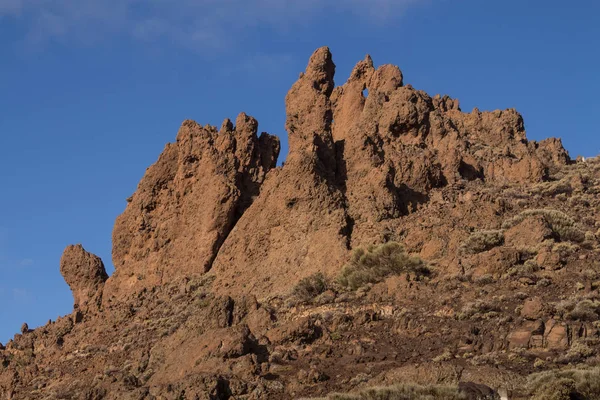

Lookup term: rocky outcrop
[210,47,351,296]
[103,47,569,301]
[104,114,279,302]
[329,54,569,247]
[60,244,108,313]
[211,47,570,295]
[6,47,600,400]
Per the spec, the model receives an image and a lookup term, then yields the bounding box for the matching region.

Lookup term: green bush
[305,384,466,400]
[338,242,428,290]
[527,367,600,400]
[502,209,585,243]
[292,273,328,303]
[459,230,504,255]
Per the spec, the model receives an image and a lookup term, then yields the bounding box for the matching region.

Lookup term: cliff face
[104,47,568,301]
[105,48,569,300]
[5,48,595,400]
[211,48,569,296]
[210,48,352,295]
[329,54,569,248]
[104,114,279,303]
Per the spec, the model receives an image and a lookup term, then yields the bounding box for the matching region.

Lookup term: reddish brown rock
[60,244,108,313]
[521,298,544,320]
[544,320,569,350]
[536,249,563,270]
[1,46,597,400]
[210,47,351,297]
[464,246,521,277]
[101,47,569,301]
[504,216,554,248]
[327,53,567,248]
[508,320,545,349]
[104,114,279,302]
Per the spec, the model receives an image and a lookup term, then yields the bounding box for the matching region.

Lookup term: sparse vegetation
[527,367,600,400]
[502,209,585,243]
[532,180,573,197]
[558,341,596,364]
[457,300,502,320]
[460,230,504,255]
[338,242,428,290]
[292,272,328,303]
[305,384,466,400]
[555,299,600,321]
[505,260,540,278]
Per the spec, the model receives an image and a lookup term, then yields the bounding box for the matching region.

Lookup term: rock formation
[100,47,570,302]
[329,53,569,247]
[104,114,279,303]
[211,47,569,296]
[6,46,595,400]
[210,47,352,296]
[60,244,108,313]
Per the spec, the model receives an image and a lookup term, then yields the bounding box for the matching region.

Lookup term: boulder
[504,216,553,248]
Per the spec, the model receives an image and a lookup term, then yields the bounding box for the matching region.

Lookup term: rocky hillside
[2,48,600,400]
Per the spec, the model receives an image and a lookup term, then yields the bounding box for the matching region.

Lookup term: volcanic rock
[105,114,280,302]
[4,46,599,400]
[210,47,352,296]
[200,47,569,297]
[60,244,108,313]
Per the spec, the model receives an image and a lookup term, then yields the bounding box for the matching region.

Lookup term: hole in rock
[362,88,369,98]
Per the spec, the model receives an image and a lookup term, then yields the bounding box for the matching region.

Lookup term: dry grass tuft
[291,273,328,304]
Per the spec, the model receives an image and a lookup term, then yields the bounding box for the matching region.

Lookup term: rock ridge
[100,46,569,302]
[103,113,280,303]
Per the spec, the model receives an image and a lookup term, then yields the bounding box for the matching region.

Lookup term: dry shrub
[502,209,585,243]
[459,230,504,255]
[291,273,328,304]
[306,384,466,400]
[506,260,540,278]
[527,367,600,400]
[457,300,501,320]
[557,341,596,364]
[556,299,600,321]
[338,242,428,290]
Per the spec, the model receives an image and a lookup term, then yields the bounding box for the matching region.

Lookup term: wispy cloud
[19,258,34,267]
[0,0,427,48]
[12,288,33,303]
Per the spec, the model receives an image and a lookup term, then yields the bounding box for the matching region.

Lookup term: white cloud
[0,0,427,48]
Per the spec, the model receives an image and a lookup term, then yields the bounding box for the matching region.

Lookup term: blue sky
[1,0,599,343]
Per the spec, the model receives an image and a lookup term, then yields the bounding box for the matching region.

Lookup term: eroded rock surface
[60,244,108,313]
[210,47,351,296]
[211,47,569,296]
[4,47,593,400]
[105,114,279,302]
